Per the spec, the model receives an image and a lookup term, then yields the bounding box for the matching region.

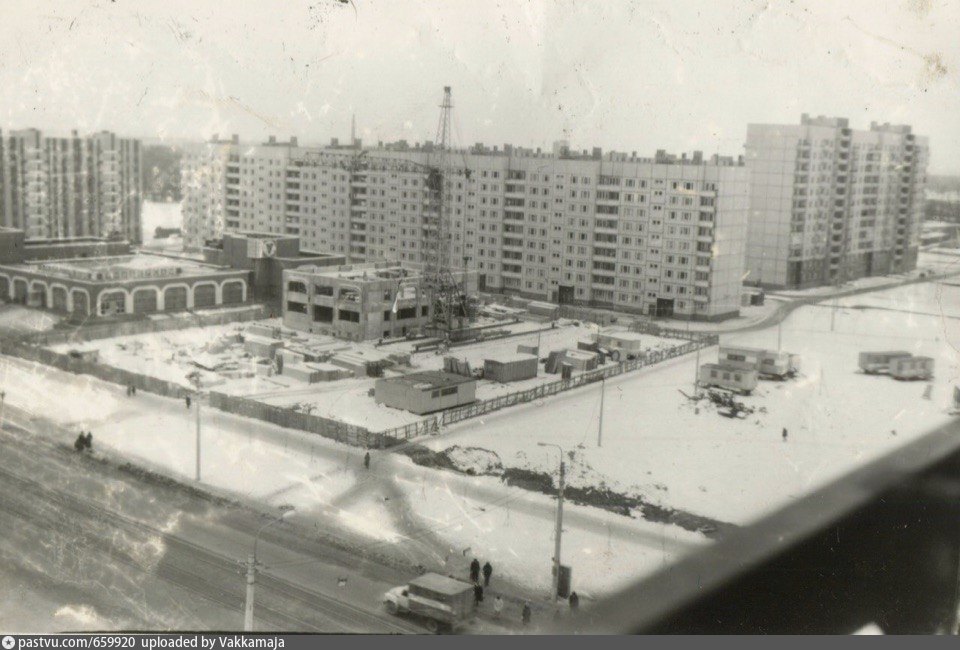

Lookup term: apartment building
[183,138,750,321]
[0,128,142,243]
[745,115,928,289]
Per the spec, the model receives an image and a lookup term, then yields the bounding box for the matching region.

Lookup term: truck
[383,573,475,633]
[858,351,912,374]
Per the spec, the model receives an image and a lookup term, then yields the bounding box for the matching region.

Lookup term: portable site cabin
[483,352,538,383]
[698,363,759,395]
[374,371,477,414]
[858,351,912,374]
[889,355,935,381]
[718,346,798,379]
[596,331,647,360]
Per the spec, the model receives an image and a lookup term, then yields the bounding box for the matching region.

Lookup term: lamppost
[187,372,202,482]
[244,504,295,632]
[538,442,565,602]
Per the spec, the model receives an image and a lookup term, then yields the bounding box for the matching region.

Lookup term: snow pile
[443,446,503,476]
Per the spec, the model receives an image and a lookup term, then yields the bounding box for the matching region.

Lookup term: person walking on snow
[493,596,503,619]
[482,561,493,587]
[568,591,580,612]
[473,583,484,606]
[185,395,191,409]
[521,602,532,626]
[782,427,788,442]
[363,451,370,470]
[470,558,481,583]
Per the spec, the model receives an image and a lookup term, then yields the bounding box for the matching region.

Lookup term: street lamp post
[538,442,565,602]
[188,372,202,482]
[244,504,295,632]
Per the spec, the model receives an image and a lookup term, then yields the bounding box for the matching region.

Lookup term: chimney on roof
[331,137,339,147]
[232,134,239,144]
[268,136,276,145]
[592,147,601,159]
[290,136,298,147]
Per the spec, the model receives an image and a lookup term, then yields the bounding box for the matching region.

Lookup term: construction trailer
[374,371,477,415]
[698,363,759,395]
[596,330,650,361]
[858,351,913,374]
[483,352,538,383]
[718,346,799,379]
[889,355,935,381]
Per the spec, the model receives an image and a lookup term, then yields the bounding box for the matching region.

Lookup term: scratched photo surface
[0,0,958,636]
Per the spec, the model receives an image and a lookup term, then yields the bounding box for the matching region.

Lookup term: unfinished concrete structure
[282,261,478,341]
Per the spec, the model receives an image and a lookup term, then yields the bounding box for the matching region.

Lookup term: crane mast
[422,86,468,338]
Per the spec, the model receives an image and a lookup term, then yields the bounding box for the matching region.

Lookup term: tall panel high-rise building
[744,115,928,289]
[0,128,143,243]
[183,136,750,321]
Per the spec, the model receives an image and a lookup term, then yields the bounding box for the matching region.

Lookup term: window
[441,386,458,396]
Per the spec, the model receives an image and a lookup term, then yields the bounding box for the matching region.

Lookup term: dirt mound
[443,446,503,476]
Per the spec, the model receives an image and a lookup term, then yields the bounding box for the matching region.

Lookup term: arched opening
[51,286,69,312]
[71,291,89,316]
[164,286,188,311]
[221,280,244,304]
[193,284,216,308]
[132,288,158,314]
[12,279,27,303]
[99,291,127,316]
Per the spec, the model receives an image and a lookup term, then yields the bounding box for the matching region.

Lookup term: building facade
[744,115,928,289]
[0,128,143,243]
[184,138,750,320]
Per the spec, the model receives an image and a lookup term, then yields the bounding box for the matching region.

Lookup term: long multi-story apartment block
[744,115,928,289]
[183,137,750,321]
[0,128,142,243]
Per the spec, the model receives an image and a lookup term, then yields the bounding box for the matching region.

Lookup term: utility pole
[243,553,257,632]
[244,504,295,632]
[597,377,605,448]
[777,320,783,353]
[538,443,565,601]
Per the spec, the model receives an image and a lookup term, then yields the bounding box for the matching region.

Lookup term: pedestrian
[568,591,580,612]
[131,385,136,396]
[363,451,371,470]
[84,432,93,451]
[782,427,788,442]
[493,596,503,619]
[473,583,483,606]
[185,395,191,409]
[482,561,493,587]
[469,558,481,583]
[126,385,131,397]
[74,432,86,452]
[521,602,531,626]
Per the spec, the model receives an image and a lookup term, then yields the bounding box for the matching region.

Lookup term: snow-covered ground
[0,355,357,511]
[421,279,960,526]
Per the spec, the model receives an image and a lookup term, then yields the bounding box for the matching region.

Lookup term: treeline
[141,144,185,202]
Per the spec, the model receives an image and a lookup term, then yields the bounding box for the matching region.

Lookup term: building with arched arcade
[0,252,250,318]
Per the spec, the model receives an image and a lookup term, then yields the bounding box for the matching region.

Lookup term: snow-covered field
[422,279,960,526]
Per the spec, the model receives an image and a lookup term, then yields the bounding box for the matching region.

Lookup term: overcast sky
[1,0,958,172]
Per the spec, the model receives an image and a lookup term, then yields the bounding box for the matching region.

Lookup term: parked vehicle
[858,351,912,374]
[697,363,759,395]
[383,573,475,633]
[889,355,934,381]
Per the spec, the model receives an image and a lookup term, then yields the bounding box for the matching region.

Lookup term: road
[0,408,426,633]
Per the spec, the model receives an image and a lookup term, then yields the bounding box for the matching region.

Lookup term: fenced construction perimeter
[3,321,716,449]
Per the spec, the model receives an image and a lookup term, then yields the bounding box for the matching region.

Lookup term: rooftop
[2,253,236,282]
[383,370,476,390]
